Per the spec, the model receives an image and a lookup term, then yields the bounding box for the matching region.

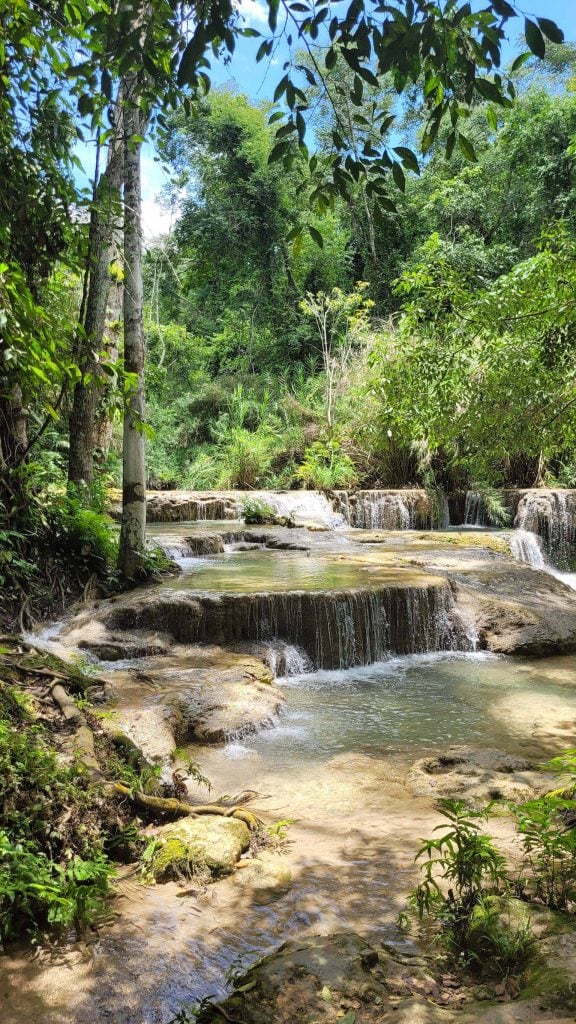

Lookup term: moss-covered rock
[148,816,251,881]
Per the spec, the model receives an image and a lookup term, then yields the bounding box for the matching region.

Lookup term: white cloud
[141,198,176,241]
[141,151,178,242]
[235,0,269,28]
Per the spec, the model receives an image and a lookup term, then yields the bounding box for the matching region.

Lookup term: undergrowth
[0,676,115,941]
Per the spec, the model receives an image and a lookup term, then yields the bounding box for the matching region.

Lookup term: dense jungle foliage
[143,54,576,493]
[0,0,572,608]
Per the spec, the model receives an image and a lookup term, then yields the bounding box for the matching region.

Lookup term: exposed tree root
[51,682,102,780]
[110,782,261,830]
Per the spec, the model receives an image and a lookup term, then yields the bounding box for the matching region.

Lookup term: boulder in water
[233,857,292,903]
[451,563,576,656]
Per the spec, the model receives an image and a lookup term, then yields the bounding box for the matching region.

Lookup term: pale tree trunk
[118,77,147,578]
[68,100,124,489]
[94,238,123,464]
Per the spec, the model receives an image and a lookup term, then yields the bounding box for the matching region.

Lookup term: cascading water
[263,491,346,529]
[510,529,545,569]
[515,490,576,569]
[104,578,473,671]
[464,491,485,526]
[334,490,415,529]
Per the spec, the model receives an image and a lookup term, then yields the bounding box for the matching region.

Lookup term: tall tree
[68,101,124,488]
[118,74,148,578]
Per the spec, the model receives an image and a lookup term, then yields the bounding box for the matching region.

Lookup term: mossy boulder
[149,816,251,881]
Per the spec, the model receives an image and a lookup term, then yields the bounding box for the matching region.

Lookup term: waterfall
[105,579,473,671]
[333,490,424,530]
[515,490,576,569]
[256,642,312,677]
[464,491,485,526]
[262,491,346,529]
[510,529,545,569]
[147,494,234,522]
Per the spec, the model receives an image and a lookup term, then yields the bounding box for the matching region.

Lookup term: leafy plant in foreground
[409,800,533,976]
[513,749,576,911]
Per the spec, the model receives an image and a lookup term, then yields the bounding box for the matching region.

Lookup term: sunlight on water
[201,651,576,774]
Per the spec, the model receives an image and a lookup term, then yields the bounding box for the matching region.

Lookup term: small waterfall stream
[464,491,485,526]
[104,577,473,671]
[515,490,576,569]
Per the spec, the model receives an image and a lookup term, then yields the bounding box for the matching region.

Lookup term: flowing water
[8,649,575,1024]
[7,514,576,1024]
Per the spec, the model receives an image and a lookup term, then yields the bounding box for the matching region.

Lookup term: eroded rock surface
[407,746,545,805]
[452,565,576,656]
[196,932,460,1024]
[101,647,283,760]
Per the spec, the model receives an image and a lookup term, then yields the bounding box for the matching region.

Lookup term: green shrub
[513,750,576,910]
[0,834,112,941]
[217,427,274,489]
[241,498,278,525]
[409,800,527,975]
[295,438,358,490]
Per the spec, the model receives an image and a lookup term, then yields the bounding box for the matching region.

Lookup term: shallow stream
[5,522,576,1024]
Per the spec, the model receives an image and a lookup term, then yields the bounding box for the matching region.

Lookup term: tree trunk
[0,383,28,516]
[68,105,124,489]
[94,243,123,464]
[118,78,147,579]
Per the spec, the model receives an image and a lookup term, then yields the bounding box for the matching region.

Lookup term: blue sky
[140,0,576,237]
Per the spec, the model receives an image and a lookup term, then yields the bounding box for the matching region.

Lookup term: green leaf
[537,18,564,44]
[325,47,337,70]
[273,74,289,102]
[474,78,505,105]
[268,0,280,32]
[177,28,206,87]
[510,51,531,73]
[524,18,545,59]
[457,132,477,162]
[308,225,324,248]
[392,161,405,192]
[486,106,498,131]
[268,140,290,163]
[394,146,419,174]
[101,68,112,101]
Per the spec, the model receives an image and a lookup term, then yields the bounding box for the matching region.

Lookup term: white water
[510,526,576,590]
[464,490,485,526]
[510,529,545,568]
[263,491,346,529]
[338,491,414,530]
[515,490,575,569]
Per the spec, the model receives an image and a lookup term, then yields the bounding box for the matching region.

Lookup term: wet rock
[451,564,576,656]
[232,858,292,903]
[407,746,545,804]
[77,637,168,661]
[146,491,239,523]
[114,704,177,764]
[195,932,460,1024]
[100,647,283,759]
[150,816,251,880]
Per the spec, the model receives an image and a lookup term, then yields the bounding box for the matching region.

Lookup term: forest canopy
[0,0,573,605]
